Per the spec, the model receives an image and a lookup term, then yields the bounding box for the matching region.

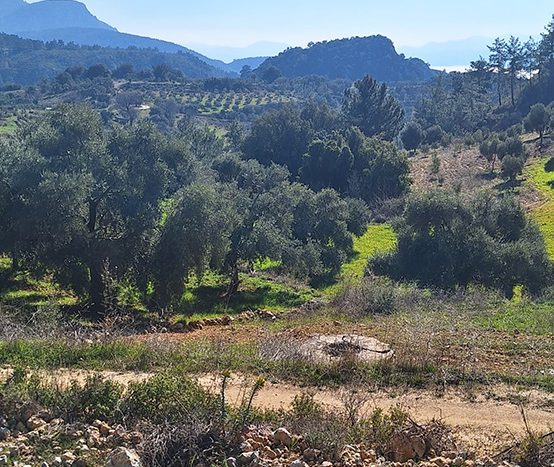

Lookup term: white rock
[105,447,142,467]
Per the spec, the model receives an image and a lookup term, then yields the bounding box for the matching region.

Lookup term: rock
[0,456,7,466]
[273,428,293,447]
[302,448,320,461]
[237,451,258,466]
[249,440,264,450]
[105,447,142,467]
[226,458,237,467]
[93,420,111,436]
[240,441,253,452]
[264,449,278,460]
[52,457,63,466]
[18,402,37,423]
[61,451,76,465]
[290,461,308,467]
[429,457,451,467]
[391,433,427,462]
[14,421,27,434]
[321,463,333,467]
[26,416,46,431]
[0,428,10,441]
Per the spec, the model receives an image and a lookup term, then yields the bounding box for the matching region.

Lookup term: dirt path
[3,367,551,442]
[198,375,553,431]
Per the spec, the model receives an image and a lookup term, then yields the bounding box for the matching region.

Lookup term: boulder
[273,428,293,447]
[105,447,142,467]
[26,416,46,431]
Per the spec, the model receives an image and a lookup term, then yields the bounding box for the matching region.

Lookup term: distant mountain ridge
[0,0,115,33]
[257,36,438,82]
[0,0,244,73]
[0,32,229,85]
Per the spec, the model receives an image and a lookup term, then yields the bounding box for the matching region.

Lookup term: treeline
[0,104,371,317]
[410,15,554,138]
[0,33,226,86]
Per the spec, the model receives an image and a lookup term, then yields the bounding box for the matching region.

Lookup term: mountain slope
[0,0,236,72]
[257,36,437,82]
[0,33,227,85]
[0,0,115,32]
[0,0,25,17]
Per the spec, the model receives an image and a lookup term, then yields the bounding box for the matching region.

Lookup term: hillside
[0,33,227,85]
[0,0,238,72]
[257,35,438,82]
[0,0,115,33]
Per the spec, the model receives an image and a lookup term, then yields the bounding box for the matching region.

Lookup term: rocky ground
[0,407,531,467]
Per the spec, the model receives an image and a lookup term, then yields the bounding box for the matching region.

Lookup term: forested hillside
[0,33,227,85]
[256,36,438,82]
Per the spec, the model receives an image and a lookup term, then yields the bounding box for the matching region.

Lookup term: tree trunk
[88,260,106,320]
[497,74,502,107]
[226,264,240,298]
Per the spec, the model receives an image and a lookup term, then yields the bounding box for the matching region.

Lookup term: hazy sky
[29,0,554,52]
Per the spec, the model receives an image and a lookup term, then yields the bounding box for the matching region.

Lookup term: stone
[237,451,258,466]
[26,416,46,431]
[360,449,377,462]
[391,433,427,462]
[429,457,451,467]
[0,456,7,466]
[0,428,10,441]
[105,448,142,467]
[241,451,260,465]
[290,461,308,467]
[14,421,27,434]
[93,420,111,436]
[302,448,320,461]
[225,458,237,467]
[264,449,278,460]
[321,463,333,467]
[61,451,76,465]
[273,428,293,447]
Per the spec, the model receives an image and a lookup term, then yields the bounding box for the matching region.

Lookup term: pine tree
[505,36,524,107]
[488,38,508,107]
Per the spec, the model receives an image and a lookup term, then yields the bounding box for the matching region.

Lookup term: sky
[28,0,554,60]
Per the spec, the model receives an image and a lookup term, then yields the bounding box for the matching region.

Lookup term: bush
[424,125,444,145]
[368,191,553,296]
[501,156,525,181]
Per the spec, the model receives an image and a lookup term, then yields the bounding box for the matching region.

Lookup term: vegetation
[256,36,437,82]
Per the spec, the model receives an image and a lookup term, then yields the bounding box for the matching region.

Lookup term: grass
[525,156,554,259]
[474,300,554,336]
[175,271,318,321]
[0,257,77,308]
[323,224,396,294]
[0,115,17,135]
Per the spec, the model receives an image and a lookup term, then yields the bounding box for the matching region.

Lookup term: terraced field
[179,91,294,116]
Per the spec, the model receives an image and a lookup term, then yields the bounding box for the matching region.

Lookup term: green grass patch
[525,156,554,259]
[0,257,77,308]
[0,115,17,135]
[175,271,318,321]
[475,300,554,336]
[323,224,396,294]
